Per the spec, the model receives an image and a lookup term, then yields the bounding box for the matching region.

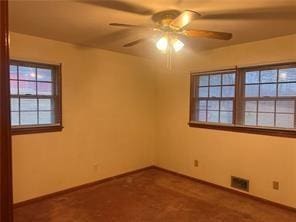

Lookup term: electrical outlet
[194,160,199,167]
[93,163,99,172]
[273,181,279,190]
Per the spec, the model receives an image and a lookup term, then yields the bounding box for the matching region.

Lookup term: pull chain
[166,44,173,70]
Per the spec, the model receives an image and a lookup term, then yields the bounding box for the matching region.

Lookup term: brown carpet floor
[14,168,296,222]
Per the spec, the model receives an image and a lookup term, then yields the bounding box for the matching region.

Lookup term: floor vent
[231,176,249,192]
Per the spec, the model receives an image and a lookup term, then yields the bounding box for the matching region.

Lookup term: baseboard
[14,166,154,208]
[153,165,296,212]
[14,165,296,213]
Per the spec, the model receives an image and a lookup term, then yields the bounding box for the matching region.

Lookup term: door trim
[0,0,13,221]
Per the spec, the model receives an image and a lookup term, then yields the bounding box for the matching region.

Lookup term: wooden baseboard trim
[14,166,154,208]
[152,165,296,212]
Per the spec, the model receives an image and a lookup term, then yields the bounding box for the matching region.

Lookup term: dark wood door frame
[0,0,14,221]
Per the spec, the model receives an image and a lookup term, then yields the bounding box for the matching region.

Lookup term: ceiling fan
[83,0,296,52]
[109,9,232,52]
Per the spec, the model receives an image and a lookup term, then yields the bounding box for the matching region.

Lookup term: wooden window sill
[11,125,63,135]
[188,122,296,138]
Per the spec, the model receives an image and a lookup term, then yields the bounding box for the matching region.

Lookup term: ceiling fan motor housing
[152,10,181,29]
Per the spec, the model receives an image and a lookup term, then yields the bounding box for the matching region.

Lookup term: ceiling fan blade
[202,6,296,20]
[82,0,154,15]
[109,23,150,28]
[83,29,134,47]
[170,10,201,30]
[123,38,146,47]
[182,29,233,40]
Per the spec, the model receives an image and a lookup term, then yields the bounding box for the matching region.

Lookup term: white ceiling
[9,0,296,58]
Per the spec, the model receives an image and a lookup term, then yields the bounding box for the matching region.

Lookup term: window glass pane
[39,99,52,111]
[10,80,18,95]
[222,73,235,85]
[39,111,53,124]
[258,113,274,127]
[222,86,235,97]
[220,100,233,111]
[245,71,259,83]
[37,82,53,95]
[207,111,219,122]
[37,68,52,82]
[209,75,221,86]
[19,81,36,95]
[20,111,37,125]
[220,111,232,124]
[260,70,277,83]
[279,68,296,82]
[19,66,36,81]
[198,111,207,122]
[199,76,208,86]
[278,83,296,96]
[276,114,294,128]
[260,84,276,97]
[194,71,236,125]
[10,65,18,79]
[276,100,294,113]
[198,87,208,97]
[11,112,19,126]
[245,112,257,125]
[9,62,60,130]
[192,66,296,131]
[245,85,259,97]
[209,86,221,97]
[207,100,219,110]
[245,101,257,112]
[258,101,275,112]
[208,100,219,110]
[20,99,37,111]
[11,98,19,111]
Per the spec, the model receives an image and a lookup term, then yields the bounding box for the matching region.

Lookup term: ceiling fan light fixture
[156,36,168,52]
[172,38,184,52]
[182,14,190,26]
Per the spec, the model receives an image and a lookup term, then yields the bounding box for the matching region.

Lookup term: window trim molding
[10,60,63,135]
[189,62,296,138]
[188,122,296,138]
[11,124,63,135]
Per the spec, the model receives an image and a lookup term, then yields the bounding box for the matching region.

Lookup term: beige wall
[155,34,296,208]
[10,32,157,203]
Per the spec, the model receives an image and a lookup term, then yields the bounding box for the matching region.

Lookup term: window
[10,60,62,134]
[243,67,296,128]
[189,63,296,137]
[194,71,236,124]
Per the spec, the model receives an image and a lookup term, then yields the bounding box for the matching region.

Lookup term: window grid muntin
[195,72,236,124]
[243,66,296,129]
[190,63,296,137]
[10,61,57,127]
[243,98,296,127]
